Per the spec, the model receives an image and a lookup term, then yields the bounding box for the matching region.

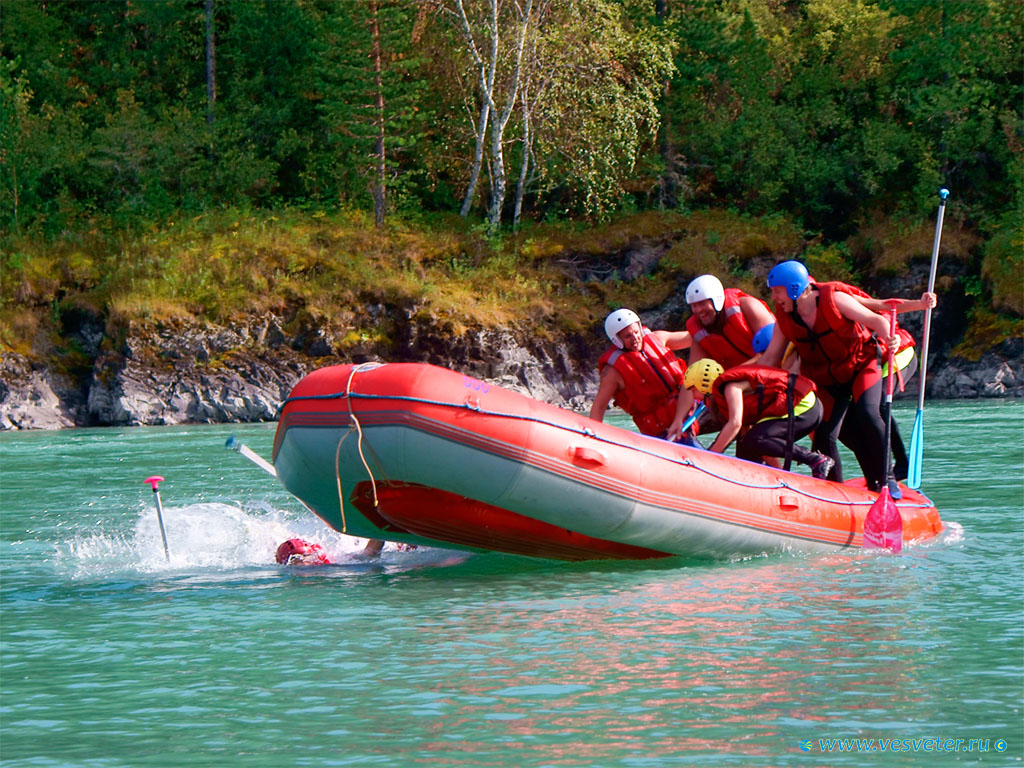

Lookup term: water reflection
[397,555,935,762]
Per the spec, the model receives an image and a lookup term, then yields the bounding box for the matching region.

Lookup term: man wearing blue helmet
[761,260,935,495]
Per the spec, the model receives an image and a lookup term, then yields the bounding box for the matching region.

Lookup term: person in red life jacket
[839,292,937,479]
[684,274,776,368]
[275,538,331,566]
[682,358,835,477]
[666,275,775,442]
[276,537,392,564]
[759,260,933,496]
[590,308,692,438]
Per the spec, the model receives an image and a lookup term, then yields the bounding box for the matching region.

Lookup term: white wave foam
[61,501,386,577]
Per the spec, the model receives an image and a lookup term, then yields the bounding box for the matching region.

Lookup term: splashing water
[57,500,410,579]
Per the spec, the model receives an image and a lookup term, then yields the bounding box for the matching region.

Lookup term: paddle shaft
[226,435,277,478]
[882,308,897,486]
[915,189,949,411]
[152,487,170,561]
[680,401,705,435]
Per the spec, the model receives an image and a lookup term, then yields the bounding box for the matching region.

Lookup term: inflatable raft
[272,362,944,561]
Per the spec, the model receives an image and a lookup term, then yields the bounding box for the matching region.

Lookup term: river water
[1,400,1021,766]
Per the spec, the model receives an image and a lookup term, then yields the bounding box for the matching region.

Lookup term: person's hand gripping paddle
[863,306,903,553]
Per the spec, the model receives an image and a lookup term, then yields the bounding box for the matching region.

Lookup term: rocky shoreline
[1,308,1021,431]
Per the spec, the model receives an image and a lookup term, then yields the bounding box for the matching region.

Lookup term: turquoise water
[1,401,1022,766]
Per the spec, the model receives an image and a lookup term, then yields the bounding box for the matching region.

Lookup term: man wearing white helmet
[589,308,692,438]
[683,274,775,369]
[665,274,774,442]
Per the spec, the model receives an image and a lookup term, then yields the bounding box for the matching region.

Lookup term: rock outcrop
[0,312,603,429]
[1,301,1020,431]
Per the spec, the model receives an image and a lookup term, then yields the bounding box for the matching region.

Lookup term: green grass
[0,205,1008,364]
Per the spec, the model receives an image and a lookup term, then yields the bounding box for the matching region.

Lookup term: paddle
[863,308,902,553]
[225,434,277,478]
[908,188,950,489]
[144,475,171,561]
[679,401,706,435]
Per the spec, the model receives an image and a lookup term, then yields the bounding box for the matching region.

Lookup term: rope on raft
[280,389,934,510]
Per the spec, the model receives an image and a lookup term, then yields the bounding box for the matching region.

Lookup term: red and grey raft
[272,362,944,561]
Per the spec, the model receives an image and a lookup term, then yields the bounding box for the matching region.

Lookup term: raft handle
[569,444,608,468]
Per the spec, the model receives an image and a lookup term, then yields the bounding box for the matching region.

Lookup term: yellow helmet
[684,358,724,395]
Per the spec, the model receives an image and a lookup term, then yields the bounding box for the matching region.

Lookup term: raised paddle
[863,307,902,553]
[908,188,950,489]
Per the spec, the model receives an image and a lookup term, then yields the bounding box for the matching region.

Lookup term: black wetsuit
[839,351,918,482]
[735,399,824,467]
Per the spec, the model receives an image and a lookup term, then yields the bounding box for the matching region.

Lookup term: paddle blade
[863,486,903,553]
[907,408,924,489]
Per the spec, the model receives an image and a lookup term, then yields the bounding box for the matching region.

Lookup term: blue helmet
[767,260,810,301]
[751,323,775,354]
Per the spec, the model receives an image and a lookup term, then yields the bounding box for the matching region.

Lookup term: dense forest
[1,0,1021,361]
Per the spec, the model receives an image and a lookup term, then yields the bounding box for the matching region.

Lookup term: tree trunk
[205,0,216,127]
[484,0,534,231]
[460,101,490,217]
[370,0,387,228]
[513,83,531,228]
[456,0,497,217]
[656,0,676,209]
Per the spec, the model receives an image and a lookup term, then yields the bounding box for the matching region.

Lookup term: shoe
[809,453,835,480]
[888,479,903,500]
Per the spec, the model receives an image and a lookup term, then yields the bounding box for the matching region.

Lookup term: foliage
[981,208,1024,316]
[951,306,1024,363]
[0,0,1018,357]
[1,0,1018,235]
[526,0,676,219]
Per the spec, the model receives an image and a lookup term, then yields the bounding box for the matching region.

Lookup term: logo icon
[798,740,813,752]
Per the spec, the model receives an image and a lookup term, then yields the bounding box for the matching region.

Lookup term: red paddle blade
[863,486,903,553]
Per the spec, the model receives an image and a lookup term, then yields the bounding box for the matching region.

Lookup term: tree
[206,0,216,127]
[0,58,31,230]
[315,0,428,222]
[527,0,674,217]
[438,0,537,229]
[437,0,673,225]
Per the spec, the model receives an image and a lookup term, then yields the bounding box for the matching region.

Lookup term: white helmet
[685,274,725,312]
[604,308,641,348]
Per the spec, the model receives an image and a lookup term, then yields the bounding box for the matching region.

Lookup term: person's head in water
[275,538,331,566]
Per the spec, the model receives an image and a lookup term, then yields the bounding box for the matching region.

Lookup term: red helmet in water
[275,538,330,565]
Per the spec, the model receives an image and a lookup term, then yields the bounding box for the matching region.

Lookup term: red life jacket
[836,283,917,353]
[685,288,765,370]
[711,365,817,424]
[598,329,687,436]
[773,281,878,386]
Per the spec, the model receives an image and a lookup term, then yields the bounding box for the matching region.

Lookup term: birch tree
[440,0,537,229]
[527,0,675,217]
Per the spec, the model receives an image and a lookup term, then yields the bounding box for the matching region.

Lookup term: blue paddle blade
[907,408,924,489]
[680,401,705,434]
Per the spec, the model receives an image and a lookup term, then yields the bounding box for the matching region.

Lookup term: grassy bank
[1,206,1019,364]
